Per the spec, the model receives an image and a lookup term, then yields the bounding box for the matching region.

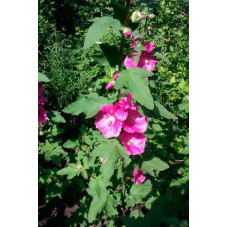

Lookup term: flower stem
[118,0,131,103]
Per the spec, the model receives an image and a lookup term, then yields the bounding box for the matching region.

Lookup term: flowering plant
[38,0,189,225]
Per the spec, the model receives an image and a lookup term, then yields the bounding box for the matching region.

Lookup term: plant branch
[118,0,131,102]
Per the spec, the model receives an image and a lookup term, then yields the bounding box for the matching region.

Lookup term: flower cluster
[95,94,148,155]
[38,82,48,125]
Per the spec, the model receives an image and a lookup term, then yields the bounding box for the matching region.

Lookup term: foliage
[38,0,189,226]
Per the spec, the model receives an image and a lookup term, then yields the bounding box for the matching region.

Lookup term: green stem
[118,0,131,102]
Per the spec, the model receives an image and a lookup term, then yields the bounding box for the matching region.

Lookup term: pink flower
[123,108,148,133]
[100,157,105,164]
[144,42,155,53]
[124,56,137,69]
[132,51,139,56]
[124,30,132,37]
[141,15,145,19]
[38,96,48,105]
[95,104,123,139]
[136,35,142,39]
[133,169,146,185]
[119,132,146,155]
[148,26,152,31]
[137,51,158,72]
[105,81,115,90]
[38,106,48,124]
[130,36,137,48]
[113,73,120,80]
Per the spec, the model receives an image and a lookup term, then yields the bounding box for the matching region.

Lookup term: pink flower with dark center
[148,26,152,31]
[133,169,146,185]
[130,36,137,48]
[119,132,146,155]
[144,42,156,53]
[105,81,115,90]
[123,108,148,133]
[124,56,137,69]
[137,51,158,72]
[136,35,142,39]
[95,104,123,139]
[38,106,48,124]
[100,157,105,164]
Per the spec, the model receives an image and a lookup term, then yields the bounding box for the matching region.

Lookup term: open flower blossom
[95,104,123,138]
[133,169,146,185]
[123,108,148,133]
[137,51,158,72]
[38,106,48,124]
[124,56,137,69]
[119,132,146,155]
[144,42,155,53]
[124,51,158,72]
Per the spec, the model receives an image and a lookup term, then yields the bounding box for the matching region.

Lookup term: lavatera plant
[58,0,177,223]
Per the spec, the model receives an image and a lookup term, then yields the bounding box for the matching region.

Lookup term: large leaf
[38,72,50,82]
[92,139,131,180]
[100,43,120,68]
[115,68,154,109]
[48,111,66,123]
[154,101,177,120]
[142,157,169,177]
[84,16,121,50]
[57,163,77,180]
[87,176,108,223]
[126,180,152,208]
[63,93,110,118]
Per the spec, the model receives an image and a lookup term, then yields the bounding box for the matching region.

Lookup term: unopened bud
[131,10,144,23]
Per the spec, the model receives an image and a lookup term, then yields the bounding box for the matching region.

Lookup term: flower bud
[123,27,132,37]
[131,10,144,23]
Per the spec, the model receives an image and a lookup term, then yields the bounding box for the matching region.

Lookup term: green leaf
[104,195,118,216]
[63,93,110,118]
[87,176,108,223]
[63,139,78,149]
[126,180,152,208]
[142,157,169,177]
[99,43,120,68]
[154,101,177,120]
[38,72,50,82]
[182,146,189,155]
[153,52,170,63]
[48,111,66,123]
[152,124,162,131]
[84,16,121,49]
[177,99,189,113]
[111,0,126,25]
[92,140,131,180]
[57,163,77,180]
[130,210,144,218]
[115,68,154,110]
